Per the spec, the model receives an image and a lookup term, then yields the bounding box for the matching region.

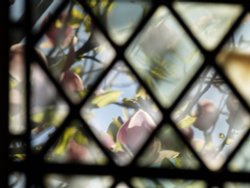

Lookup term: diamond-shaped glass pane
[174,2,242,50]
[86,0,152,45]
[172,68,250,170]
[45,174,113,188]
[9,172,25,188]
[81,62,162,165]
[229,135,250,172]
[45,120,107,165]
[138,124,199,169]
[126,6,204,107]
[31,64,69,152]
[217,13,250,104]
[35,1,115,103]
[131,177,206,188]
[9,44,26,135]
[225,182,250,188]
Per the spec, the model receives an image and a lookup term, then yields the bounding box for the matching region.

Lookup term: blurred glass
[45,120,107,165]
[9,172,25,188]
[229,135,250,172]
[217,14,250,105]
[9,0,25,22]
[87,0,152,45]
[137,124,199,169]
[172,68,250,170]
[9,44,26,135]
[126,6,203,107]
[174,2,242,49]
[131,177,206,188]
[9,139,26,162]
[116,182,129,188]
[31,64,69,152]
[35,1,115,103]
[45,174,113,188]
[225,182,250,188]
[81,62,162,165]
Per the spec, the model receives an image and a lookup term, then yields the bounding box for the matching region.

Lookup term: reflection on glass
[174,2,242,49]
[87,0,152,44]
[229,136,250,172]
[172,68,250,170]
[138,124,199,169]
[82,62,162,165]
[9,172,25,188]
[225,182,250,188]
[45,120,107,165]
[36,1,115,103]
[126,6,203,107]
[217,14,250,104]
[131,177,206,188]
[45,174,113,188]
[9,44,26,135]
[31,64,69,152]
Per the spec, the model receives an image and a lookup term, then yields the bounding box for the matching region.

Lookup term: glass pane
[225,182,250,188]
[81,62,162,165]
[9,139,26,162]
[138,124,199,169]
[45,174,113,188]
[217,13,250,104]
[32,0,64,32]
[229,135,250,172]
[45,120,107,165]
[172,68,250,170]
[126,6,203,107]
[132,177,206,188]
[116,182,129,188]
[86,0,152,45]
[9,0,25,22]
[174,2,242,49]
[35,1,115,103]
[9,44,26,135]
[9,172,25,188]
[31,64,69,152]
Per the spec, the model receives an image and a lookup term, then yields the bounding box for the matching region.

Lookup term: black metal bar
[5,0,250,187]
[0,1,10,187]
[9,162,250,183]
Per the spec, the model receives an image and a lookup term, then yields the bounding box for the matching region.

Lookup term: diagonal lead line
[31,0,70,46]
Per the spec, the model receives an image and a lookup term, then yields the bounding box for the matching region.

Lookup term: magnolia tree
[8,0,250,187]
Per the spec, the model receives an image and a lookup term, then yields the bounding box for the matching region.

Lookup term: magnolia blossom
[193,99,219,131]
[117,110,156,153]
[44,12,74,47]
[60,71,84,92]
[67,140,91,162]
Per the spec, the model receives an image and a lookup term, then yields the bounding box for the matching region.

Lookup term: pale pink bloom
[117,110,156,153]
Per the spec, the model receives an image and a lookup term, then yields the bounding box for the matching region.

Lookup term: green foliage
[107,117,122,140]
[9,76,18,89]
[91,90,121,108]
[178,115,196,129]
[53,126,78,155]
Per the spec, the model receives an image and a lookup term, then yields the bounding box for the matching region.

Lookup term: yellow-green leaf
[91,90,121,108]
[155,150,180,163]
[107,117,122,140]
[53,126,77,155]
[178,115,196,129]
